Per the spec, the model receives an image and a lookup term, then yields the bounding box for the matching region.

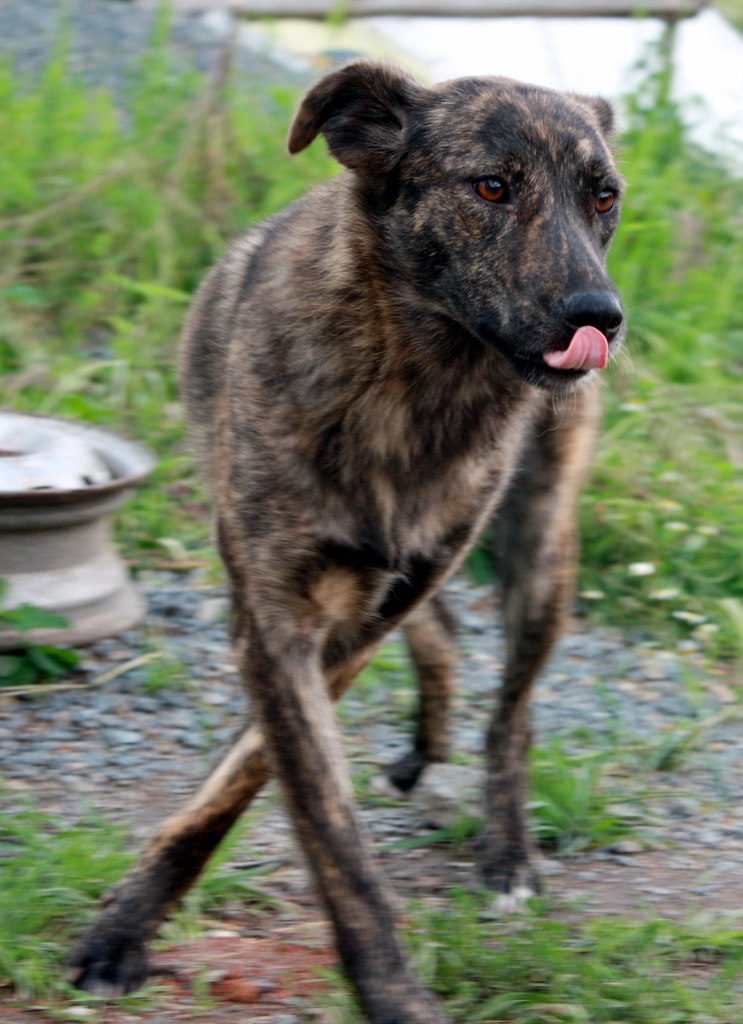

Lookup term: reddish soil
[1,933,338,1023]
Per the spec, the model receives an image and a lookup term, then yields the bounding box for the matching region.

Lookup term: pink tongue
[543,326,609,371]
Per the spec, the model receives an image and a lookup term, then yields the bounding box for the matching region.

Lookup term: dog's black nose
[562,291,623,338]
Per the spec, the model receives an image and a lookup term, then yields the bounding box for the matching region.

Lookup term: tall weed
[581,35,743,652]
[0,33,334,561]
[0,29,741,647]
[326,892,743,1023]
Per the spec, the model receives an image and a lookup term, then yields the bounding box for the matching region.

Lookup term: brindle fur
[70,61,625,1024]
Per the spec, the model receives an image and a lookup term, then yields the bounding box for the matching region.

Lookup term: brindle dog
[70,61,625,1024]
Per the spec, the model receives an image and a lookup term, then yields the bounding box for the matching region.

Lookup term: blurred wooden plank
[166,0,706,17]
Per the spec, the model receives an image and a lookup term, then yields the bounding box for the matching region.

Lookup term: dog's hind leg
[387,594,458,792]
[482,386,600,906]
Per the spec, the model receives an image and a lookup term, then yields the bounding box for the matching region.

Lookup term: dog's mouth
[476,323,611,387]
[543,326,609,371]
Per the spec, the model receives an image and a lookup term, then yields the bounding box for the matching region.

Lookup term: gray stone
[601,839,644,855]
[90,694,114,713]
[411,763,483,829]
[177,732,209,750]
[697,830,723,846]
[198,597,229,623]
[132,696,160,713]
[537,858,565,877]
[666,798,701,819]
[201,689,230,706]
[103,729,144,746]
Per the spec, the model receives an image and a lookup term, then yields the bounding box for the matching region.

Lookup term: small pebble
[104,729,144,746]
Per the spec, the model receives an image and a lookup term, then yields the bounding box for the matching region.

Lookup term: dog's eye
[595,190,615,214]
[473,178,508,203]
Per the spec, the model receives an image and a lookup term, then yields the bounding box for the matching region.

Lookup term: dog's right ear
[288,60,424,174]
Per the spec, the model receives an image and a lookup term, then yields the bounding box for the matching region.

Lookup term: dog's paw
[385,749,429,793]
[483,860,542,914]
[490,883,536,914]
[67,931,150,997]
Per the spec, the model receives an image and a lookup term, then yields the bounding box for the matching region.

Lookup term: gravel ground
[2,569,742,896]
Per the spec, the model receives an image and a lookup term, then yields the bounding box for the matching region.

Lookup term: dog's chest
[322,392,536,577]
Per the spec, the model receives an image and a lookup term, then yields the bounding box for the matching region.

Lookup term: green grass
[579,36,743,656]
[0,796,278,1001]
[529,743,634,855]
[3,780,741,1021]
[0,18,336,569]
[0,802,134,999]
[716,1,743,31]
[413,898,743,1024]
[0,579,81,686]
[0,684,736,1017]
[321,893,743,1023]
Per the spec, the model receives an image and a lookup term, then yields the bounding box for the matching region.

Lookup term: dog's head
[289,61,625,390]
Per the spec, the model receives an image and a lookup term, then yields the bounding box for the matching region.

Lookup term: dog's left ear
[570,94,616,138]
[288,60,424,173]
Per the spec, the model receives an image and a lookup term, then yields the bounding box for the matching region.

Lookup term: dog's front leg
[482,388,600,907]
[244,616,449,1024]
[68,590,435,1000]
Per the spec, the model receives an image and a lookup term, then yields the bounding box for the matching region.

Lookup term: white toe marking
[492,884,535,913]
